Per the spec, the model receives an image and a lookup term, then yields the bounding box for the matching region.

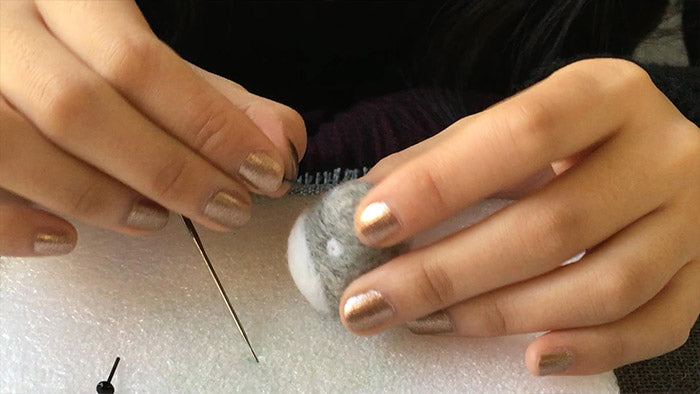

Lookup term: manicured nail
[537,350,574,376]
[406,310,454,335]
[356,202,399,244]
[203,190,251,229]
[343,290,394,332]
[238,151,284,193]
[33,231,75,255]
[125,199,169,231]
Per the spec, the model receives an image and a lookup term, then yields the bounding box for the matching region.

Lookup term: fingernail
[238,151,284,193]
[125,199,169,231]
[537,350,574,376]
[343,290,394,332]
[203,190,251,228]
[33,231,75,256]
[356,202,399,244]
[406,310,454,335]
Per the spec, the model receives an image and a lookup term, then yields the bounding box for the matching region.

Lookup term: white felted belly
[0,195,618,392]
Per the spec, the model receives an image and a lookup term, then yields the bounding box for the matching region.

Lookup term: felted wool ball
[287,180,525,316]
[287,181,405,315]
[288,181,585,316]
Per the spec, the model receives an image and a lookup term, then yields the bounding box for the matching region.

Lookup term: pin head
[96,381,114,394]
[97,356,120,393]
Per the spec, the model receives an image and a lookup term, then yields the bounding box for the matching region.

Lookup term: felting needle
[180,216,259,363]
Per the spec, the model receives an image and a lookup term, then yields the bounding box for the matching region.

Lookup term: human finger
[524,260,700,376]
[408,203,693,336]
[0,195,76,257]
[364,124,556,198]
[35,0,287,192]
[0,8,251,230]
[0,96,169,234]
[192,65,307,196]
[339,121,680,334]
[354,59,666,247]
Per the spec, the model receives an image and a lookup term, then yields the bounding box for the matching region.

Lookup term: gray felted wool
[287,181,404,315]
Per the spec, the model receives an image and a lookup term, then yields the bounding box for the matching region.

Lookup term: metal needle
[180,216,259,363]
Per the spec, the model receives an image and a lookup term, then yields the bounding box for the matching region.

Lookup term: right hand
[0,1,306,257]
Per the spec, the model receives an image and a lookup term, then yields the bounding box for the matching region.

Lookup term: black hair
[136,1,696,115]
[134,1,698,173]
[416,0,673,95]
[684,0,700,64]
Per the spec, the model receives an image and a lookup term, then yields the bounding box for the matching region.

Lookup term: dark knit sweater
[138,0,698,173]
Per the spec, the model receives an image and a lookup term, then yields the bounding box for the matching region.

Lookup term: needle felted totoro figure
[288,180,524,316]
[288,180,583,317]
[287,181,405,315]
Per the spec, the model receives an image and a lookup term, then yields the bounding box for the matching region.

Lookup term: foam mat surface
[1,196,618,392]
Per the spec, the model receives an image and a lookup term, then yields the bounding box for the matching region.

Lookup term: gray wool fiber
[302,181,404,314]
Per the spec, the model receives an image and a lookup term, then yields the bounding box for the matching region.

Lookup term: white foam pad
[0,196,617,392]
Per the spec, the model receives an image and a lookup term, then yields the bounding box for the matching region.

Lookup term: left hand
[339,58,700,376]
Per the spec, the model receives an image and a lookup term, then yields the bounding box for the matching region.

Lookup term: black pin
[96,357,120,394]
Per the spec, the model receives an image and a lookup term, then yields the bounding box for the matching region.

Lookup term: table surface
[1,196,618,393]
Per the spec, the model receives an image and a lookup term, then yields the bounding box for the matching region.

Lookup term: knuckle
[70,181,108,218]
[373,154,401,170]
[406,163,450,213]
[369,153,408,176]
[596,266,643,321]
[150,154,191,201]
[278,105,308,150]
[269,102,306,136]
[667,319,691,350]
[281,105,306,133]
[39,75,100,136]
[605,60,653,98]
[482,293,512,336]
[652,121,700,194]
[417,259,455,308]
[501,98,558,156]
[669,122,700,170]
[523,203,576,262]
[188,98,232,152]
[101,33,161,88]
[613,60,653,93]
[567,58,652,94]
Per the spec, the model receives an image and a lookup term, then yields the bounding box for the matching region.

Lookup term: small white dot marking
[326,238,344,257]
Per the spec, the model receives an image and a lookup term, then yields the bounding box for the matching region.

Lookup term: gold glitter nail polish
[343,290,394,332]
[33,232,75,255]
[356,202,399,244]
[406,310,454,335]
[125,199,169,231]
[537,351,574,376]
[203,190,251,229]
[238,151,284,193]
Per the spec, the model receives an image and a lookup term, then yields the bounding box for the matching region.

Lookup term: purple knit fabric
[299,88,501,173]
